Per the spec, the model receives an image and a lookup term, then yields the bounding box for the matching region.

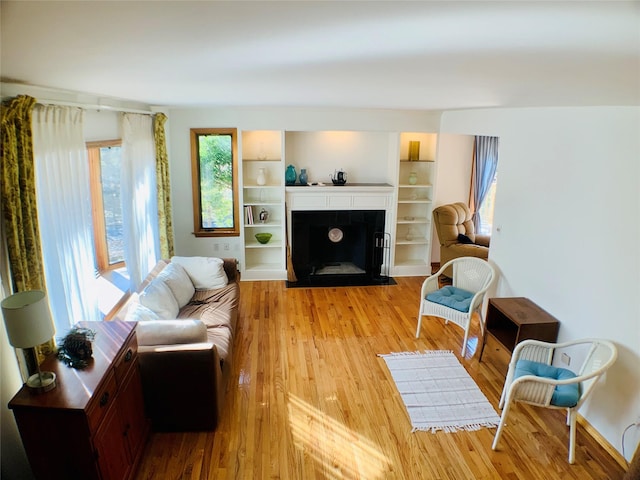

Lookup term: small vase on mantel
[299,168,308,185]
[285,165,297,185]
[256,167,267,186]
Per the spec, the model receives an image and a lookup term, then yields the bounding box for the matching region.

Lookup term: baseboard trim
[578,414,628,471]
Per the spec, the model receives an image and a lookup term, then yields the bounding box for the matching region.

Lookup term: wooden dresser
[8,321,150,480]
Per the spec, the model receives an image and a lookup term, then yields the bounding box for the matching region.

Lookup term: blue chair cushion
[426,286,474,312]
[514,359,580,407]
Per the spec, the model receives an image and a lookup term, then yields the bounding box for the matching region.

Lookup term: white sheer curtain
[121,113,160,289]
[31,105,101,334]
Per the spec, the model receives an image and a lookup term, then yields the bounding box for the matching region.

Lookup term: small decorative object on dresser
[57,326,96,368]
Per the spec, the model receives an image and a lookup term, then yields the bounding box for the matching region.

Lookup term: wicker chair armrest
[420,274,440,299]
[509,376,556,406]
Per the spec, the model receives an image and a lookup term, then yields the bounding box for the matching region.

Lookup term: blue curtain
[472,136,499,231]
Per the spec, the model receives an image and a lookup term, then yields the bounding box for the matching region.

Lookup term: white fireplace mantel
[285,184,394,212]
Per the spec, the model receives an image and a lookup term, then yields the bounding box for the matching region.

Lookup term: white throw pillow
[157,262,195,308]
[136,319,207,346]
[139,278,180,319]
[124,303,161,323]
[171,256,228,290]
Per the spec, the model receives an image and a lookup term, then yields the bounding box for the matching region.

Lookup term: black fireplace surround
[290,210,390,287]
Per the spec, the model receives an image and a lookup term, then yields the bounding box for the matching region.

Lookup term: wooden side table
[479,297,560,361]
[8,321,150,480]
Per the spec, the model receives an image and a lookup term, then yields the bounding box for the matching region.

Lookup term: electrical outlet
[223,243,230,251]
[213,244,219,252]
[561,353,571,366]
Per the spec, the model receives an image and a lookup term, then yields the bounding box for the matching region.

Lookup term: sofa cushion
[514,359,580,407]
[179,283,239,330]
[426,285,474,312]
[136,319,207,346]
[172,256,229,290]
[157,262,195,308]
[140,278,180,319]
[125,302,161,322]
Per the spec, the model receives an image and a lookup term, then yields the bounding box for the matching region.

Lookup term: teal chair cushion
[514,359,580,407]
[426,286,473,312]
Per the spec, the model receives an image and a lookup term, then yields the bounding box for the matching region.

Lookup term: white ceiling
[2,1,639,111]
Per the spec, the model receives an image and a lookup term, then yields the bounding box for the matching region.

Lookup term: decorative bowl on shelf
[255,233,272,244]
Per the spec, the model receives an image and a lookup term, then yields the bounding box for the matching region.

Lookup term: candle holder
[409,141,420,161]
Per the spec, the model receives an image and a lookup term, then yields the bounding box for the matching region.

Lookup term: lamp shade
[1,290,55,348]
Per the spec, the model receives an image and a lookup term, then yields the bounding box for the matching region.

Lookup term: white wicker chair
[492,338,618,464]
[416,257,495,356]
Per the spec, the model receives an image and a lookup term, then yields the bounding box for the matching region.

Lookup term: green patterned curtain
[1,95,55,362]
[154,112,174,259]
[0,95,45,292]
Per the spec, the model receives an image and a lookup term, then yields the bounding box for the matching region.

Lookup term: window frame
[87,139,125,273]
[190,127,240,238]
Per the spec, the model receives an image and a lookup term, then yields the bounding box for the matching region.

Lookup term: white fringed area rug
[378,350,500,433]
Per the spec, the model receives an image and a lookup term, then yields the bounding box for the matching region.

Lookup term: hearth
[289,210,392,287]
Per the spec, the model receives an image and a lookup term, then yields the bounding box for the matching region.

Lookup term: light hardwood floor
[135,277,625,479]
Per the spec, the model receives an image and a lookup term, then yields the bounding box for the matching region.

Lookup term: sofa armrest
[136,319,207,346]
[221,258,240,283]
[137,342,223,431]
[474,234,491,247]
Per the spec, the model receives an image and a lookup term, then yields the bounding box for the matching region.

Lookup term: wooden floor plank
[135,277,626,480]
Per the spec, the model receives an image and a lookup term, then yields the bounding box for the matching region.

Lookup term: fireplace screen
[291,210,389,286]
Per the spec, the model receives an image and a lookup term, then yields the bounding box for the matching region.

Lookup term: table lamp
[2,290,57,393]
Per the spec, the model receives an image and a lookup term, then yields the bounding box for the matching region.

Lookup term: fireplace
[290,210,390,286]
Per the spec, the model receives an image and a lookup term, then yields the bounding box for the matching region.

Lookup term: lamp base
[26,371,56,394]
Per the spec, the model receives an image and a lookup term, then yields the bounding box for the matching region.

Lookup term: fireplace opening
[290,210,392,287]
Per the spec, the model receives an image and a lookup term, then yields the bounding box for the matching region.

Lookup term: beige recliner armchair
[433,202,490,276]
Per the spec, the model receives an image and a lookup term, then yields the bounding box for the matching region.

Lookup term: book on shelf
[245,205,254,224]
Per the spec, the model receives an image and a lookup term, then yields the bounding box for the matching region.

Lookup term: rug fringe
[412,422,499,434]
[378,349,453,358]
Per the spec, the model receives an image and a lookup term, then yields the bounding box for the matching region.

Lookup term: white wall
[430,134,474,262]
[167,107,441,257]
[441,106,640,460]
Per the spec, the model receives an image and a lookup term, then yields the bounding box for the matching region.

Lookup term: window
[87,140,125,272]
[477,173,497,235]
[190,128,239,237]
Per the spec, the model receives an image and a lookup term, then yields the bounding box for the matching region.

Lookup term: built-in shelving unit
[392,132,438,276]
[238,130,438,280]
[241,130,286,280]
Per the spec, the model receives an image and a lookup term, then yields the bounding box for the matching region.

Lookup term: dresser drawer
[87,369,117,433]
[114,332,138,385]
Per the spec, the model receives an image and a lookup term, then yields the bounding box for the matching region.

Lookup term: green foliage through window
[191,128,239,237]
